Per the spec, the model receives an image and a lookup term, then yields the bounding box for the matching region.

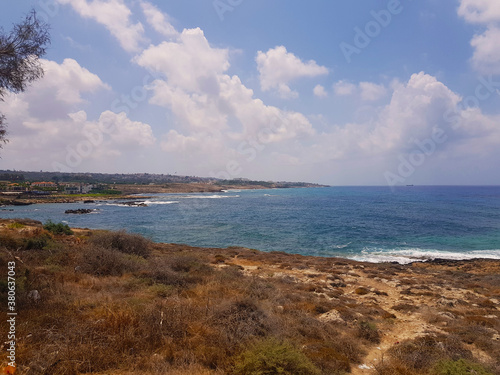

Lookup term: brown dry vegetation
[0,218,499,375]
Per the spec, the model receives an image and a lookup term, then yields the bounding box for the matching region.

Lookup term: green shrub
[433,359,493,375]
[234,338,321,375]
[43,220,73,235]
[89,230,151,258]
[24,236,48,250]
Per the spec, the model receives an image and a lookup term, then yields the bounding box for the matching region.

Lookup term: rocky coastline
[0,218,498,374]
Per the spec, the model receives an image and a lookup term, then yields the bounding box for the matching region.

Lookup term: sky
[0,0,499,186]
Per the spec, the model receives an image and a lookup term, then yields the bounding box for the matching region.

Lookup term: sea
[1,186,499,264]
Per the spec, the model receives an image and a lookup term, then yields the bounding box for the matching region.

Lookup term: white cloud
[141,2,179,39]
[458,0,500,24]
[470,26,500,74]
[359,82,387,101]
[458,0,500,74]
[36,59,109,105]
[135,28,229,93]
[0,59,155,172]
[313,84,328,98]
[98,111,156,146]
[5,58,109,123]
[256,46,328,99]
[275,72,500,174]
[135,27,315,156]
[333,80,356,96]
[57,0,147,52]
[333,80,386,101]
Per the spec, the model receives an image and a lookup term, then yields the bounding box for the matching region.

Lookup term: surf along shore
[0,218,499,375]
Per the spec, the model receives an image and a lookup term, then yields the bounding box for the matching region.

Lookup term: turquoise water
[1,186,499,263]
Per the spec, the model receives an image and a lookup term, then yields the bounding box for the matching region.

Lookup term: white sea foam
[332,242,352,249]
[348,248,500,264]
[143,200,179,205]
[221,189,242,193]
[102,203,144,207]
[179,195,239,199]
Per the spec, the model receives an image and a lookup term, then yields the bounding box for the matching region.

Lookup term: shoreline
[0,183,328,206]
[0,218,498,266]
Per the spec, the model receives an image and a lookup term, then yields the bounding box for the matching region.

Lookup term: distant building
[7,183,27,192]
[64,183,93,194]
[31,182,58,189]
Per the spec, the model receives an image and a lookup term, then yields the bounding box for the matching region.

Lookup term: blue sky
[1,0,499,185]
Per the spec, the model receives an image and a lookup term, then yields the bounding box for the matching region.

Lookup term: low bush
[89,230,151,258]
[7,222,25,229]
[24,236,48,250]
[432,359,493,375]
[302,340,352,373]
[386,334,471,372]
[391,303,419,313]
[356,320,380,344]
[43,220,73,235]
[146,255,211,287]
[0,233,48,250]
[0,233,23,249]
[212,297,270,346]
[78,245,137,276]
[234,338,321,375]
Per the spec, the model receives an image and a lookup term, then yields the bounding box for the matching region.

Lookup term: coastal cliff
[0,218,498,375]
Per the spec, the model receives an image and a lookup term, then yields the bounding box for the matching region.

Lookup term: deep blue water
[1,186,499,263]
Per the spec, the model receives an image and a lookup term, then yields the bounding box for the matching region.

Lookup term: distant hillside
[0,170,328,188]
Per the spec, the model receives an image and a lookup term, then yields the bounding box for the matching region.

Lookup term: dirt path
[349,271,443,374]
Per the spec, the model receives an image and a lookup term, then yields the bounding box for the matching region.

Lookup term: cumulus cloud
[37,59,109,105]
[333,80,356,96]
[0,59,155,172]
[97,111,156,146]
[333,80,386,101]
[458,0,500,74]
[256,46,328,99]
[313,84,328,98]
[458,0,500,24]
[141,1,179,39]
[135,26,315,166]
[57,0,147,52]
[275,72,500,173]
[469,26,500,74]
[5,58,109,123]
[135,28,229,94]
[359,82,387,101]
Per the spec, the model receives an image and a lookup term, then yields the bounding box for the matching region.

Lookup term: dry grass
[89,230,152,258]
